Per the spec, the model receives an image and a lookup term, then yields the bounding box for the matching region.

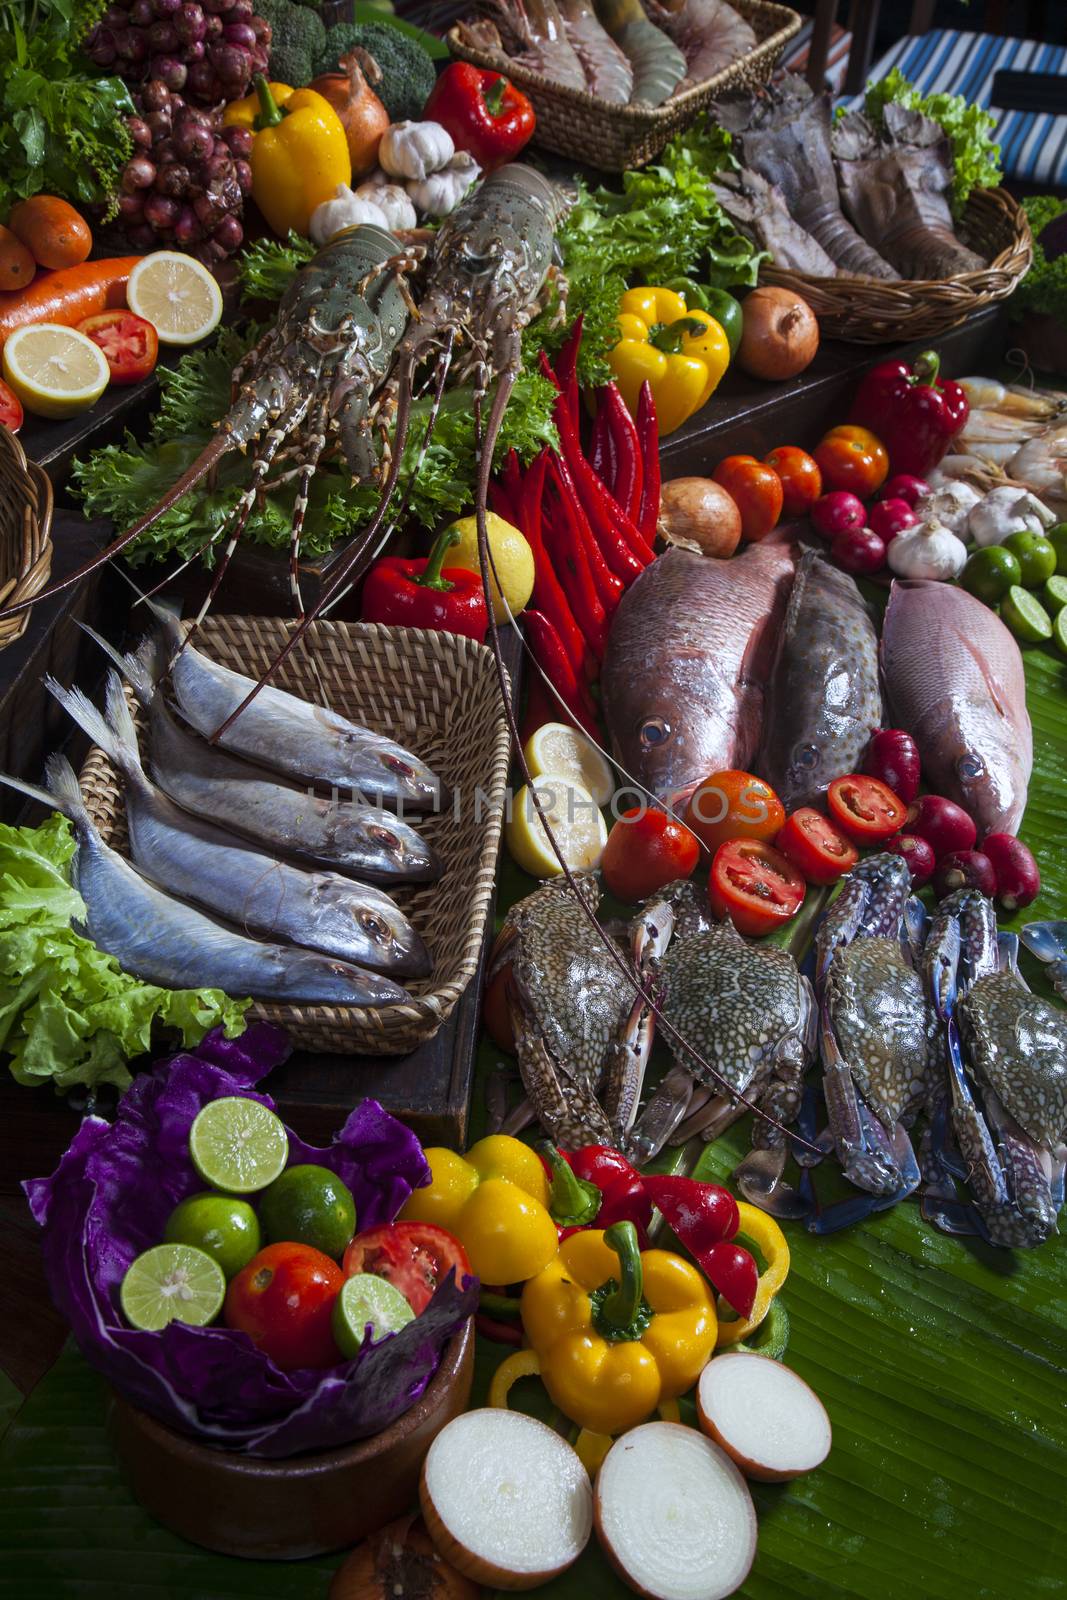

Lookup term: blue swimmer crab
[924,889,1067,1248]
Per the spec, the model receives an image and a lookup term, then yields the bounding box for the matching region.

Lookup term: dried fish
[711,168,839,277]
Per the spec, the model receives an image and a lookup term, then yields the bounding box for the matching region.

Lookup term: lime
[1000,584,1053,643]
[1001,529,1057,588]
[960,545,1021,604]
[1054,605,1067,658]
[258,1163,357,1258]
[1044,574,1067,613]
[189,1097,289,1194]
[332,1272,414,1358]
[120,1243,225,1331]
[164,1191,262,1279]
[1047,522,1067,573]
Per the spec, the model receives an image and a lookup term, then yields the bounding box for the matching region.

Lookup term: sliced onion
[697,1353,832,1482]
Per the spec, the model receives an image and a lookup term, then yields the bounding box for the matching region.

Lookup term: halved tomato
[827,774,906,845]
[0,377,23,434]
[342,1221,471,1315]
[684,770,785,856]
[76,310,158,386]
[776,807,858,884]
[708,838,805,937]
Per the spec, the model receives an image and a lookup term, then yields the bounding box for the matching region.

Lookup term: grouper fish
[759,550,884,810]
[601,536,797,800]
[882,578,1032,836]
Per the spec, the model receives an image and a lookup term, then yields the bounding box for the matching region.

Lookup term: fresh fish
[601,536,797,801]
[86,629,440,885]
[881,579,1032,836]
[46,674,431,979]
[153,606,444,810]
[760,551,883,809]
[0,757,411,1007]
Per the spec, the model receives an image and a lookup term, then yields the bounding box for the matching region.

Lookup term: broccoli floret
[315,21,435,121]
[256,0,325,87]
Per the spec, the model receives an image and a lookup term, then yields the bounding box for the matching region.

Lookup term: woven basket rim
[0,423,54,644]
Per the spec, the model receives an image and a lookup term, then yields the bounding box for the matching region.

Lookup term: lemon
[524,721,615,807]
[126,251,223,346]
[446,511,535,622]
[2,324,109,418]
[506,775,607,877]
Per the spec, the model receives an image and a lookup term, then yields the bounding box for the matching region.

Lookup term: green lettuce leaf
[862,68,1003,217]
[1010,195,1067,324]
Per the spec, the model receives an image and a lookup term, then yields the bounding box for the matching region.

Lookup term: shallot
[657,477,742,558]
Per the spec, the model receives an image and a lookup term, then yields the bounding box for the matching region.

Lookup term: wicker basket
[446,1,801,171]
[760,188,1033,345]
[0,424,53,651]
[79,616,511,1057]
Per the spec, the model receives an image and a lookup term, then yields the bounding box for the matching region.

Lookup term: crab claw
[733,1147,812,1222]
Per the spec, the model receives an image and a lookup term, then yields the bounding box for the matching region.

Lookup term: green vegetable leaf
[862,68,1002,217]
[238,233,316,302]
[1011,195,1067,324]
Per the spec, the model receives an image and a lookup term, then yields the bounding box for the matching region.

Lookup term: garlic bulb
[887,517,969,581]
[968,484,1057,547]
[355,180,417,231]
[379,120,454,181]
[407,151,481,218]
[914,481,982,536]
[309,184,388,247]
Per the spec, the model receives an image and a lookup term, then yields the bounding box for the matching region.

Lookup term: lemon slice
[126,251,223,345]
[506,775,607,878]
[524,722,615,807]
[2,324,109,418]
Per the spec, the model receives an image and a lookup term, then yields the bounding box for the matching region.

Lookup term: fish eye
[957,753,985,781]
[383,754,415,776]
[640,717,671,749]
[367,824,400,852]
[793,743,820,770]
[359,912,390,940]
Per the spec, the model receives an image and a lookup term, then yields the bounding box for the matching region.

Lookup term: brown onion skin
[329,1517,479,1600]
[657,476,742,558]
[736,286,820,381]
[311,51,390,180]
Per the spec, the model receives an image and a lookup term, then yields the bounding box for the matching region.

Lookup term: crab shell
[824,936,938,1132]
[958,972,1067,1149]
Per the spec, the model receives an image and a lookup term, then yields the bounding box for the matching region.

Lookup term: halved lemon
[506,775,608,878]
[524,721,615,807]
[2,324,110,419]
[126,251,222,346]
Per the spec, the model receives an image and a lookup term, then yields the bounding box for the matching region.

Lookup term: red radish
[906,795,977,859]
[831,525,886,575]
[594,1422,756,1600]
[420,1410,591,1589]
[981,833,1041,910]
[696,1353,832,1483]
[933,850,996,900]
[885,833,936,888]
[863,729,921,803]
[811,489,865,538]
[867,497,917,543]
[879,473,928,506]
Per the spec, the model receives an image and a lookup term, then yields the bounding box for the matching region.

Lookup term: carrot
[0,225,36,292]
[0,258,142,350]
[8,196,92,271]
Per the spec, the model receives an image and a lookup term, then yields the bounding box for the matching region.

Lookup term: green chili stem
[414,527,461,592]
[253,75,286,130]
[598,1221,643,1331]
[540,1143,600,1227]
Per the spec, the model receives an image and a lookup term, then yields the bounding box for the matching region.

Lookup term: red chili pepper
[523,609,599,737]
[600,382,643,528]
[516,450,590,681]
[361,525,488,641]
[423,62,535,172]
[547,451,624,617]
[475,1311,523,1345]
[542,492,608,660]
[540,1143,653,1244]
[589,403,616,489]
[635,380,661,545]
[501,446,523,506]
[488,480,520,528]
[553,315,583,431]
[849,348,969,477]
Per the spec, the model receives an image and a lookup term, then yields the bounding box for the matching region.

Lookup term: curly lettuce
[863,68,1002,217]
[1011,195,1067,324]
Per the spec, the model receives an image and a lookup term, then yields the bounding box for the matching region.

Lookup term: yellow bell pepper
[608,286,730,436]
[714,1203,790,1346]
[223,74,351,239]
[520,1222,717,1434]
[399,1134,557,1285]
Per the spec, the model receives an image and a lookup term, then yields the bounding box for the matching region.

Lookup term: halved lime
[1043,574,1067,614]
[164,1191,262,1279]
[1000,585,1052,644]
[189,1097,288,1194]
[258,1163,356,1259]
[332,1272,414,1358]
[1054,605,1067,659]
[120,1243,225,1331]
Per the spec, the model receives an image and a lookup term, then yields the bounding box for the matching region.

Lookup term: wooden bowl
[106,1318,475,1561]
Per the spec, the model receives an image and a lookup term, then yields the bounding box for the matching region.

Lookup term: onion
[148,18,178,50]
[153,0,182,16]
[203,11,222,37]
[144,192,181,231]
[122,155,157,190]
[174,204,202,244]
[130,0,154,26]
[210,41,252,88]
[186,59,218,97]
[157,162,191,196]
[311,50,390,181]
[329,1516,479,1600]
[223,20,256,47]
[175,118,214,161]
[696,1353,832,1483]
[142,79,172,111]
[233,158,253,195]
[151,55,188,90]
[213,214,243,251]
[222,123,253,158]
[736,285,820,381]
[175,0,205,41]
[657,476,742,559]
[127,115,153,148]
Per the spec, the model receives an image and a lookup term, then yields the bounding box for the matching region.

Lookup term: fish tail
[0,753,94,832]
[78,623,164,708]
[44,675,142,779]
[103,671,145,769]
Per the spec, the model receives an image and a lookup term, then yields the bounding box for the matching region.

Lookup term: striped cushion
[847,29,1067,187]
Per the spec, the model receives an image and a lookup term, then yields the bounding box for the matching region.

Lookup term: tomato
[712,455,783,542]
[76,310,158,386]
[776,807,859,884]
[601,805,701,902]
[343,1221,471,1315]
[708,839,805,937]
[813,425,889,498]
[0,378,23,434]
[224,1242,343,1371]
[763,446,822,517]
[684,770,785,856]
[827,774,906,845]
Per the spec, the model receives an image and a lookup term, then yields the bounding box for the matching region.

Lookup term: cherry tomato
[776,807,859,885]
[343,1221,471,1315]
[0,378,23,434]
[763,446,822,517]
[814,425,889,498]
[712,455,784,542]
[709,838,805,937]
[76,310,159,386]
[826,774,906,845]
[601,805,701,902]
[684,770,785,856]
[224,1242,342,1371]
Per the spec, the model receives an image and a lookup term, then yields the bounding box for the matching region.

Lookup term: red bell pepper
[643,1175,754,1317]
[849,349,969,477]
[424,62,535,172]
[540,1144,653,1242]
[361,525,488,641]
